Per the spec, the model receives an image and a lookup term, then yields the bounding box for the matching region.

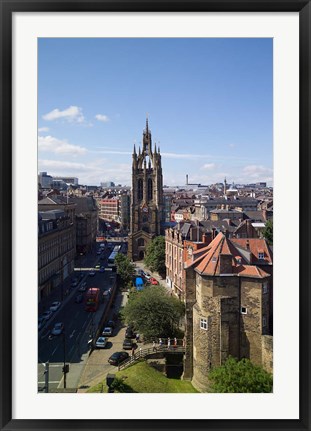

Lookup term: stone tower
[128,119,163,261]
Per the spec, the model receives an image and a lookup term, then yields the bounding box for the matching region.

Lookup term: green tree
[115,253,135,289]
[144,236,166,277]
[208,356,273,393]
[123,285,184,340]
[262,220,273,245]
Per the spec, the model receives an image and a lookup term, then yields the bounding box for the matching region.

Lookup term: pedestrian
[174,337,177,348]
[136,333,140,343]
[152,340,157,352]
[159,338,163,348]
[139,347,142,357]
[182,337,186,347]
[167,337,171,349]
[131,347,135,357]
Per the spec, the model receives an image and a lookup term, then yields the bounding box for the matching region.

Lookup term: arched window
[148,178,153,201]
[137,179,143,200]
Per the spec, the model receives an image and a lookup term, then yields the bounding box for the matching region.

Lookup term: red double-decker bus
[85,287,100,312]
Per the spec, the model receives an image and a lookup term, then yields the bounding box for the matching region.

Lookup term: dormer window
[258,252,265,260]
[212,256,217,263]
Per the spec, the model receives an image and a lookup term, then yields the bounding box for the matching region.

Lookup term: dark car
[125,327,135,339]
[108,351,129,366]
[75,294,83,303]
[107,320,115,328]
[122,339,133,350]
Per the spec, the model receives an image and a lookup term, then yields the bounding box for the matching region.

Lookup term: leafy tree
[115,253,135,289]
[144,236,166,277]
[262,220,273,245]
[208,356,273,393]
[122,285,184,340]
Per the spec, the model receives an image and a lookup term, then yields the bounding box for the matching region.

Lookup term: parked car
[75,294,83,303]
[51,322,64,336]
[102,327,113,336]
[38,317,46,330]
[95,264,101,269]
[41,310,53,320]
[122,339,133,350]
[107,320,115,328]
[89,271,96,277]
[108,351,129,365]
[95,336,107,348]
[71,280,79,287]
[50,301,61,312]
[78,282,87,292]
[143,272,151,280]
[96,250,102,255]
[150,277,159,285]
[99,266,105,273]
[125,326,135,339]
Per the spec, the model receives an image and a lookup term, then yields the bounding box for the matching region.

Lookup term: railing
[118,343,185,371]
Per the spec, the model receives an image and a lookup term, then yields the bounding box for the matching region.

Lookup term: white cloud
[95,114,110,122]
[39,159,87,170]
[201,163,215,170]
[162,152,209,160]
[42,106,85,123]
[92,149,132,156]
[38,127,49,132]
[242,165,273,178]
[38,135,87,156]
[38,158,132,186]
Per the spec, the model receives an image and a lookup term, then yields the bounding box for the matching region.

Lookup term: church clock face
[142,206,148,213]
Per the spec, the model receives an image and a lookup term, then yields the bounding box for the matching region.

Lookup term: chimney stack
[186,174,189,185]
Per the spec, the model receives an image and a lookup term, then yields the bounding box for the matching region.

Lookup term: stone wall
[262,335,273,374]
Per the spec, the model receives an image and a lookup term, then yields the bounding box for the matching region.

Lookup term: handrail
[118,345,185,371]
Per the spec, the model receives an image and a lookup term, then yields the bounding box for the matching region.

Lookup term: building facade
[128,120,163,261]
[71,196,98,254]
[183,232,273,391]
[38,210,76,301]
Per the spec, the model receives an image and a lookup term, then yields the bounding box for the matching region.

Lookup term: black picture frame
[1,1,310,430]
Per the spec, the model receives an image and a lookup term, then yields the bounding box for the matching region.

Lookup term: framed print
[1,1,310,430]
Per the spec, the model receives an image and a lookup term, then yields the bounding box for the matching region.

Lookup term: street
[37,243,121,392]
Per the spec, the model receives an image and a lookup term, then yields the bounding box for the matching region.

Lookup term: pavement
[75,262,172,392]
[77,291,130,392]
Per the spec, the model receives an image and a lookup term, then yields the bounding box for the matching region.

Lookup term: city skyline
[38,38,273,187]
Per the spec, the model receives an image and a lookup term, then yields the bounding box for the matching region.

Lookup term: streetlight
[62,331,69,389]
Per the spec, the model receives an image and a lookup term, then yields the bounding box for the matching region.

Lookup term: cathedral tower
[128,119,163,261]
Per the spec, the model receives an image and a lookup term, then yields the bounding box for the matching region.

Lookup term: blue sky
[38,38,273,187]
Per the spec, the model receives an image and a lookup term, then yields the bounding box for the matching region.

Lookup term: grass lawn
[87,361,198,393]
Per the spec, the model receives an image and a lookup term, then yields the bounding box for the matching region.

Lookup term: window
[262,316,267,327]
[137,179,143,200]
[137,238,145,247]
[147,178,153,201]
[240,306,247,314]
[200,318,208,330]
[258,252,265,260]
[263,283,268,294]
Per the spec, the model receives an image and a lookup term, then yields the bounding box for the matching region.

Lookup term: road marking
[38,381,60,384]
[51,346,59,356]
[68,345,75,357]
[82,320,88,329]
[69,330,76,339]
[40,332,50,340]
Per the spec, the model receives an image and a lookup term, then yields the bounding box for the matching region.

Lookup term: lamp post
[62,331,68,389]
